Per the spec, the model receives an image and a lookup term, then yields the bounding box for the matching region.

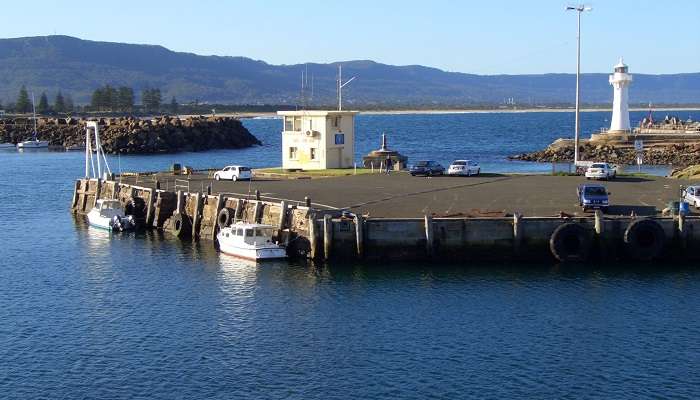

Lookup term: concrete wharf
[72,172,700,263]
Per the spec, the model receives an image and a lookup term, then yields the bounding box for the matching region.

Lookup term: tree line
[1,85,179,115]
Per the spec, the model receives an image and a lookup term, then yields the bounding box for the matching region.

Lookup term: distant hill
[0,35,698,107]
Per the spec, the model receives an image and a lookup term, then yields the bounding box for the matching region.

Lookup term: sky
[2,0,698,75]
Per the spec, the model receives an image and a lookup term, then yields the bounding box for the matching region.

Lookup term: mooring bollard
[305,196,311,208]
[323,214,332,260]
[253,201,263,223]
[355,214,364,258]
[155,180,161,190]
[192,192,202,239]
[278,201,288,231]
[424,215,433,257]
[255,189,261,201]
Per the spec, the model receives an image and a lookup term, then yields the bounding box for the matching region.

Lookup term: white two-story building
[277,110,358,170]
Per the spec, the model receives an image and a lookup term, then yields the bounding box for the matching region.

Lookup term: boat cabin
[95,199,125,217]
[221,223,277,245]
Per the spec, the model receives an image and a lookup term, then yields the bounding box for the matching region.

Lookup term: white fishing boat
[87,199,135,231]
[217,222,287,260]
[17,92,49,149]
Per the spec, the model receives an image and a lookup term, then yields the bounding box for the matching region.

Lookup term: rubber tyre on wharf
[172,213,191,239]
[549,222,593,263]
[217,208,233,230]
[624,218,665,261]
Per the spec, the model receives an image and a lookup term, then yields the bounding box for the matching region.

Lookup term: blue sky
[2,0,698,74]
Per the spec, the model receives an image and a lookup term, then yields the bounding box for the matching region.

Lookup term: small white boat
[17,139,49,148]
[0,143,15,149]
[87,199,135,231]
[217,222,287,260]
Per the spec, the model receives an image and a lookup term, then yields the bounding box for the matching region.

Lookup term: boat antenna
[337,64,356,111]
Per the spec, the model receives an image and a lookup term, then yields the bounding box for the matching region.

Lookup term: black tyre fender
[125,197,146,219]
[549,223,592,262]
[172,213,191,238]
[217,207,233,229]
[624,218,665,261]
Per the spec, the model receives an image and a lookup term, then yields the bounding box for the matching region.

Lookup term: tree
[142,88,162,113]
[16,86,31,114]
[37,92,50,115]
[117,87,134,112]
[64,95,74,113]
[54,91,65,113]
[91,87,104,111]
[169,96,178,114]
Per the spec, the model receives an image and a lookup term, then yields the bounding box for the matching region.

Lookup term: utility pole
[337,65,356,111]
[567,5,591,166]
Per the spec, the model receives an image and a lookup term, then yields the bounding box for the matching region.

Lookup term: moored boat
[217,222,287,260]
[87,199,135,231]
[17,139,49,148]
[0,143,15,149]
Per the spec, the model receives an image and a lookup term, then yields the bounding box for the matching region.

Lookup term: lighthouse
[609,58,633,132]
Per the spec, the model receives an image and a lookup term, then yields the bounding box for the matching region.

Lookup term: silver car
[447,160,480,176]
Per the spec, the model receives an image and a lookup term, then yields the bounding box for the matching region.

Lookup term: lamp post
[566,5,591,166]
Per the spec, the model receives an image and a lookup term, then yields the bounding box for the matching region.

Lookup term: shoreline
[231,107,700,119]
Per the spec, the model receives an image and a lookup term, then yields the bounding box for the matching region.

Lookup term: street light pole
[567,5,591,166]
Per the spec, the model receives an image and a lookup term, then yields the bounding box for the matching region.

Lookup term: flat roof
[277,110,359,117]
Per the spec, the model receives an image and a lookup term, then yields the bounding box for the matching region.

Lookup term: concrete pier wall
[71,178,700,263]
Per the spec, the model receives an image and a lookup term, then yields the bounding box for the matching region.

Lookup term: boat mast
[31,92,38,141]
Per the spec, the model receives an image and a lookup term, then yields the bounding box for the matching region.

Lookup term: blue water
[2,111,700,399]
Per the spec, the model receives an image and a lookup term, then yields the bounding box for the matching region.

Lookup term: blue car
[410,160,445,176]
[577,184,610,212]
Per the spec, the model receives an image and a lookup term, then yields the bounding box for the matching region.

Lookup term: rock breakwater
[0,116,261,153]
[509,141,700,168]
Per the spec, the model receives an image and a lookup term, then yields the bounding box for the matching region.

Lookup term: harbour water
[2,111,700,398]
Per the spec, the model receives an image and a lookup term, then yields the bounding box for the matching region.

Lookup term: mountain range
[0,35,698,107]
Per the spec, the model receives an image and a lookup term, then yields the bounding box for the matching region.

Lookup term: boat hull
[17,140,49,149]
[218,242,287,260]
[87,209,134,231]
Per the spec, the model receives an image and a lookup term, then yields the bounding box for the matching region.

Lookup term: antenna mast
[337,64,356,111]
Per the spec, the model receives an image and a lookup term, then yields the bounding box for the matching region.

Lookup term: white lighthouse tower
[609,58,633,132]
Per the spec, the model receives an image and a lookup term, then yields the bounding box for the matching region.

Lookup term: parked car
[585,162,616,180]
[409,160,445,176]
[447,160,481,176]
[577,184,610,212]
[682,185,700,208]
[213,165,252,181]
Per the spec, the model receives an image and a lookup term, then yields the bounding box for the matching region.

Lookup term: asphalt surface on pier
[123,172,693,218]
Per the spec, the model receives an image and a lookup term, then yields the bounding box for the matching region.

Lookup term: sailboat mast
[31,92,38,140]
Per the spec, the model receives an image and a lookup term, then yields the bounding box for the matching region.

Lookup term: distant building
[609,58,633,132]
[277,110,358,170]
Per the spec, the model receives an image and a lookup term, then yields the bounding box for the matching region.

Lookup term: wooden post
[234,199,244,222]
[513,213,522,254]
[424,215,433,257]
[678,213,687,250]
[305,196,311,208]
[145,188,155,227]
[278,201,288,230]
[253,201,263,223]
[71,180,80,210]
[594,209,603,235]
[323,214,332,260]
[355,214,364,258]
[308,215,317,259]
[155,180,161,190]
[176,190,184,214]
[153,191,162,228]
[94,178,102,207]
[255,189,261,201]
[192,192,202,239]
[212,194,224,236]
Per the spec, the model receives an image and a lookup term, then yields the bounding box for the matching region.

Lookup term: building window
[310,148,316,160]
[335,133,345,145]
[289,147,298,160]
[293,117,302,131]
[284,117,293,131]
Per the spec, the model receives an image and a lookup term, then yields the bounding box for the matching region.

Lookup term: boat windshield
[254,228,274,237]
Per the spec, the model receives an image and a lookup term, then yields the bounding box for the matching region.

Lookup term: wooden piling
[212,194,224,236]
[305,196,311,208]
[253,201,263,223]
[255,189,261,201]
[234,199,244,222]
[308,215,318,259]
[176,190,184,214]
[71,180,80,209]
[594,209,603,234]
[94,178,102,207]
[679,213,687,249]
[355,214,364,258]
[424,215,433,257]
[145,188,155,227]
[278,201,288,230]
[513,213,522,255]
[192,192,203,239]
[323,214,332,260]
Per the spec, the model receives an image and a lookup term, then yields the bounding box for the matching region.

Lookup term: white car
[585,163,616,180]
[214,165,252,181]
[447,160,480,176]
[683,185,700,208]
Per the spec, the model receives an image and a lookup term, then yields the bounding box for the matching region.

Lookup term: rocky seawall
[509,140,700,168]
[0,116,261,153]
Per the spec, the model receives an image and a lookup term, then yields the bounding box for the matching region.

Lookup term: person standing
[385,156,393,175]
